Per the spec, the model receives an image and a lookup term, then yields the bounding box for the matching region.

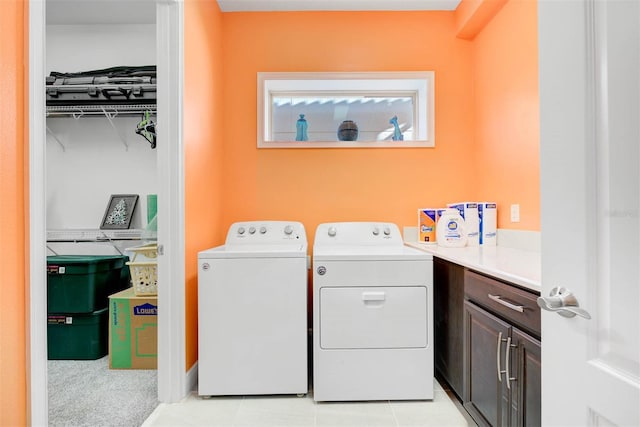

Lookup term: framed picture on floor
[100,194,139,229]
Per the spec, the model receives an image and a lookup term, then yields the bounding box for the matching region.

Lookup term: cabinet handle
[488,294,524,312]
[505,337,514,389]
[497,332,507,382]
[505,337,517,390]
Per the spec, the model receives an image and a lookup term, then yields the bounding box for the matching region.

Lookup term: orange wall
[0,0,27,425]
[221,11,477,243]
[1,2,539,422]
[472,0,539,230]
[455,0,509,40]
[184,0,225,369]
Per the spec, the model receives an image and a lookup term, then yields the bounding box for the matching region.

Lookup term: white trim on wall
[29,1,188,425]
[156,0,187,403]
[257,71,435,148]
[28,1,48,425]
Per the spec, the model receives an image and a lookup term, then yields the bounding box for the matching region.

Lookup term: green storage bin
[47,307,108,360]
[47,255,130,313]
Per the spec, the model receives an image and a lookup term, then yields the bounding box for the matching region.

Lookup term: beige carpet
[48,356,158,427]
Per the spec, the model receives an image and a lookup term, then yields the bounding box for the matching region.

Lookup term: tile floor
[142,379,476,427]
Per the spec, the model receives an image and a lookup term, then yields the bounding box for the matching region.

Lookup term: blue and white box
[478,202,497,246]
[447,202,479,246]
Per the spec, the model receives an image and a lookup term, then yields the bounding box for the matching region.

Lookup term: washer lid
[312,244,432,261]
[198,243,308,259]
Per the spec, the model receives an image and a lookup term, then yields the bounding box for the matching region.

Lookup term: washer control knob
[328,227,337,237]
[249,226,256,234]
[202,262,210,271]
[259,226,267,234]
[317,266,327,276]
[284,225,293,235]
[237,227,245,235]
[383,227,391,236]
[372,227,380,236]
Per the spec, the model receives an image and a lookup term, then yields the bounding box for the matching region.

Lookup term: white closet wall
[46,24,157,231]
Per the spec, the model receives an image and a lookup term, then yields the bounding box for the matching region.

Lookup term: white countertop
[406,242,541,293]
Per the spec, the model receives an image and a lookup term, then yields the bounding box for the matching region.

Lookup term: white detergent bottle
[437,208,468,247]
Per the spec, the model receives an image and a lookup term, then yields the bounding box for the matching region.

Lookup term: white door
[539,0,640,425]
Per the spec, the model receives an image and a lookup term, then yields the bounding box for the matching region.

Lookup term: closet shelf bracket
[46,124,66,152]
[101,107,129,151]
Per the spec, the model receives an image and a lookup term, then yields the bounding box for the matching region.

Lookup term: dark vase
[337,120,359,141]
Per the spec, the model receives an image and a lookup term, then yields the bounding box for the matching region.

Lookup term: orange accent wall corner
[184,0,225,370]
[0,0,28,425]
[455,0,509,40]
[473,0,539,230]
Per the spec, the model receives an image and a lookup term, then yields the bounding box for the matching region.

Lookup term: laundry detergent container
[47,255,130,313]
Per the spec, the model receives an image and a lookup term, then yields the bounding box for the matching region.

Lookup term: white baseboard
[186,361,198,393]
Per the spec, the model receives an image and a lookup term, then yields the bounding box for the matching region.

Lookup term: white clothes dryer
[312,222,434,401]
[198,221,308,396]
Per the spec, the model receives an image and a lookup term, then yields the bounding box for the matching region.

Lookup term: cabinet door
[434,257,465,398]
[464,301,512,427]
[510,328,541,427]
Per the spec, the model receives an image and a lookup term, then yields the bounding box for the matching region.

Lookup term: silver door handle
[537,286,591,319]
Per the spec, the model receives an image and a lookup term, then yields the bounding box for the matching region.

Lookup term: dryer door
[319,286,427,349]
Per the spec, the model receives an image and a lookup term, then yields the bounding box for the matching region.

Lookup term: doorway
[28,1,186,425]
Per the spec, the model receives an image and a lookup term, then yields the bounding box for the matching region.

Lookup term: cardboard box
[478,202,498,246]
[418,208,438,243]
[447,202,480,246]
[109,288,157,369]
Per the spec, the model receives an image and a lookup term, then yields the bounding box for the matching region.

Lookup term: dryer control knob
[284,225,293,235]
[237,227,245,235]
[249,226,256,234]
[328,227,337,237]
[259,226,267,234]
[383,227,391,236]
[372,227,380,236]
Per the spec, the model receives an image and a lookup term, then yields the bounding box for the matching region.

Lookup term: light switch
[510,204,520,222]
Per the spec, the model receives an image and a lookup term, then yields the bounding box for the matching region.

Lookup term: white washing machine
[198,221,308,396]
[312,222,434,401]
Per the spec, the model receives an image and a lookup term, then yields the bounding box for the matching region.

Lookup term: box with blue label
[478,202,497,246]
[447,202,480,246]
[108,288,157,369]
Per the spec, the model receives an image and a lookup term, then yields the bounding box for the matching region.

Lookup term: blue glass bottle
[296,114,308,141]
[390,116,404,141]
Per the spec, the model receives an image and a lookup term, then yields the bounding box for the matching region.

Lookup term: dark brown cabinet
[463,270,541,427]
[510,328,541,426]
[464,301,511,426]
[433,257,465,398]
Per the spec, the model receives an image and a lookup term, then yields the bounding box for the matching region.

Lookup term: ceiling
[47,0,157,25]
[47,0,461,25]
[216,0,462,12]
